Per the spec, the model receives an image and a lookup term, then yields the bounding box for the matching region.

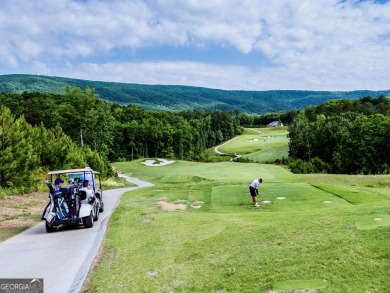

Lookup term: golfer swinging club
[249,178,263,207]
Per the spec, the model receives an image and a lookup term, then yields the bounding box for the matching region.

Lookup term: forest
[287,96,390,174]
[0,87,242,190]
[0,105,111,190]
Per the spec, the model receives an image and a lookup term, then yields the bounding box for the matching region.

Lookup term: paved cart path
[213,136,241,160]
[0,177,153,293]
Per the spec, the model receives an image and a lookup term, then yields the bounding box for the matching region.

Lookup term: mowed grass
[86,160,390,292]
[217,127,289,163]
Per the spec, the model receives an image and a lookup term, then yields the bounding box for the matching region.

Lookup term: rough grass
[86,160,390,292]
[101,177,135,190]
[0,226,30,243]
[0,192,48,242]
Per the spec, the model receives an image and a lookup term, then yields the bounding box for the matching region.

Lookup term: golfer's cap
[55,178,64,185]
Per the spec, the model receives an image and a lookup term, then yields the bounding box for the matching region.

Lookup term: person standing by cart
[249,178,263,207]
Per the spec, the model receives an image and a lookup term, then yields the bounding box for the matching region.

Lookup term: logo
[0,279,43,293]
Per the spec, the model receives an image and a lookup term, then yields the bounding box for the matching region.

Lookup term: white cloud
[0,0,389,90]
[50,56,389,91]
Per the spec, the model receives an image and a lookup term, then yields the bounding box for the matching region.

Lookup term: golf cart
[42,167,104,233]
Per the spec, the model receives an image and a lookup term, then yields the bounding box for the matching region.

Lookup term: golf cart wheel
[83,211,94,228]
[99,202,104,213]
[45,222,56,233]
[93,205,100,221]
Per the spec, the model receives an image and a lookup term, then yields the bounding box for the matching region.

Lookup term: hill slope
[1,74,389,114]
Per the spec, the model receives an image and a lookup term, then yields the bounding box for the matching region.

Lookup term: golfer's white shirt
[250,179,259,189]
[79,187,94,204]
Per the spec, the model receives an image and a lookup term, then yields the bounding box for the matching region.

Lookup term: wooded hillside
[1,74,389,114]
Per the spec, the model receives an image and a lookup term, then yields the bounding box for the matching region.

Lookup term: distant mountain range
[1,74,389,114]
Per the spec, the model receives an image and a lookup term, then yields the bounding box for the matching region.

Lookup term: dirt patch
[156,201,187,211]
[155,198,205,211]
[0,192,48,242]
[190,205,202,209]
[147,271,159,277]
[175,199,188,203]
[269,289,318,293]
[190,200,204,209]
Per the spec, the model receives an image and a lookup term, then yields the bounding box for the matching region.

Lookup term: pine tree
[0,106,39,188]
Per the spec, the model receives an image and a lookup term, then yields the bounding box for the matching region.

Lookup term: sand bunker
[373,218,383,221]
[156,201,187,211]
[276,197,286,200]
[323,200,332,204]
[141,158,175,167]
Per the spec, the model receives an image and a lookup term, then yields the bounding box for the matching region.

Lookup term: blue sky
[0,0,389,90]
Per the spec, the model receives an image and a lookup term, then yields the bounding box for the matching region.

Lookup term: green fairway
[217,127,289,163]
[86,158,390,292]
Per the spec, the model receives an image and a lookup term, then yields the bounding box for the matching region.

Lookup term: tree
[0,106,40,188]
[288,111,312,160]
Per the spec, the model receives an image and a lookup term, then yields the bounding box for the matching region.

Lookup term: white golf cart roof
[47,167,100,175]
